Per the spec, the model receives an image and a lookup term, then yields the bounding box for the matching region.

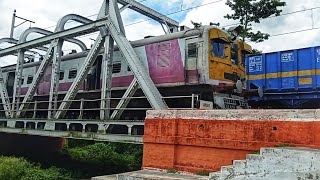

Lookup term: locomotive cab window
[27,76,33,84]
[211,41,225,58]
[68,69,77,79]
[187,43,197,58]
[112,62,121,73]
[231,43,239,64]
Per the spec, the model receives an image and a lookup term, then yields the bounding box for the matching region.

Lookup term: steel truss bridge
[0,0,194,144]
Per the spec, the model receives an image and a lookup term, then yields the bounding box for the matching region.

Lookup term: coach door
[186,38,199,84]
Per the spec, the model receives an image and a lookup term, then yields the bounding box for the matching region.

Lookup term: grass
[195,170,210,176]
[276,143,292,147]
[166,169,178,174]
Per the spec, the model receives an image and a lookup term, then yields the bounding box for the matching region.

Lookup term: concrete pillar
[127,125,133,135]
[82,123,86,132]
[66,123,70,131]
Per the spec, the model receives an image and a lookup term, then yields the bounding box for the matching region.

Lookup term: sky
[0,0,319,66]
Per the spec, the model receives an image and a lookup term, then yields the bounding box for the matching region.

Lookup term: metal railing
[0,94,200,119]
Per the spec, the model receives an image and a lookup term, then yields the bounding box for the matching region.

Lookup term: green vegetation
[253,150,260,154]
[166,169,178,174]
[196,170,210,176]
[60,140,143,178]
[0,156,72,180]
[0,139,143,179]
[252,49,262,54]
[225,0,286,42]
[276,143,292,147]
[64,143,136,167]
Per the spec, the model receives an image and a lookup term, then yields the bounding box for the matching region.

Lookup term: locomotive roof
[1,26,219,72]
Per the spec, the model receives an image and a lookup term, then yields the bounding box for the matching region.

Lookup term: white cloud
[0,0,167,66]
[181,0,320,53]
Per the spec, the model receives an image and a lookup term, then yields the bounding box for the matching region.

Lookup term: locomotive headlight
[236,80,243,93]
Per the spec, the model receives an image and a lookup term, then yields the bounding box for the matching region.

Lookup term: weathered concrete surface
[93,147,320,180]
[92,170,207,180]
[0,128,143,144]
[92,174,117,180]
[210,147,320,180]
[143,110,320,172]
[146,109,320,121]
[0,118,144,143]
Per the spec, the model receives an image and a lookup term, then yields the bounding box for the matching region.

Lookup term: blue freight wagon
[246,46,320,108]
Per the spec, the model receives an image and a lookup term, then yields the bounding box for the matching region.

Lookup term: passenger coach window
[27,76,33,84]
[68,69,77,79]
[59,71,64,80]
[187,43,197,58]
[212,41,225,58]
[112,63,121,73]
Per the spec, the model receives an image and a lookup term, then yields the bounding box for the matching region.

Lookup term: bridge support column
[82,123,86,132]
[66,123,70,131]
[127,125,133,135]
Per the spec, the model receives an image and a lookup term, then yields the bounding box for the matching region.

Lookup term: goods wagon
[246,46,320,108]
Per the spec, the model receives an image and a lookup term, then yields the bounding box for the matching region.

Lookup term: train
[1,25,253,119]
[247,45,320,109]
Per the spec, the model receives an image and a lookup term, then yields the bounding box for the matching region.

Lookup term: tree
[225,0,286,42]
[252,49,262,54]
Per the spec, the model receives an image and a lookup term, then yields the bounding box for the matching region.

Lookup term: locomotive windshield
[211,41,225,58]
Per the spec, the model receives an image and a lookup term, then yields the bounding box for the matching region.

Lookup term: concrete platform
[92,170,208,180]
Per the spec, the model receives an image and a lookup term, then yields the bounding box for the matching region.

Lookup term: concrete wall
[143,110,320,172]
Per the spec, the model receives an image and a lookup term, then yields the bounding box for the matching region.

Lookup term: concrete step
[211,147,320,179]
[93,170,209,180]
[91,175,116,180]
[235,171,320,180]
[248,147,320,173]
[261,147,320,159]
[208,172,221,180]
[232,160,247,175]
[220,166,235,179]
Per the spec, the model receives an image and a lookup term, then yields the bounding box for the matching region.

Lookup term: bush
[0,157,31,180]
[0,156,72,180]
[64,143,136,166]
[22,167,72,180]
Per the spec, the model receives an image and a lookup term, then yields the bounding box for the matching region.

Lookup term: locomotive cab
[207,28,251,92]
[205,27,252,108]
